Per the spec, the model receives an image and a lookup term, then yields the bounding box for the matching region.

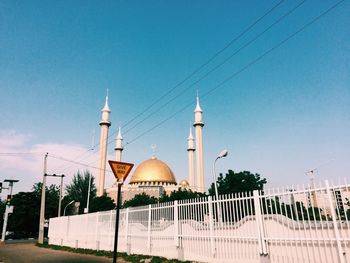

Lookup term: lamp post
[213,149,228,224]
[38,152,48,244]
[84,173,92,214]
[63,200,75,216]
[1,179,19,242]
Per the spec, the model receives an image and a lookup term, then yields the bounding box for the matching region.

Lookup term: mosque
[95,94,206,202]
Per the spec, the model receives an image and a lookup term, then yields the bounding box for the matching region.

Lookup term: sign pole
[108,160,134,263]
[113,183,122,263]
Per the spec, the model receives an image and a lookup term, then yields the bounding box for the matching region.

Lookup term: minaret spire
[187,127,195,188]
[97,92,111,197]
[193,94,205,192]
[115,127,123,162]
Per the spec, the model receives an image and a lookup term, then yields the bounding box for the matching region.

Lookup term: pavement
[0,241,129,263]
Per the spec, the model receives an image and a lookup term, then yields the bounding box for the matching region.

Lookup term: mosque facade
[96,94,205,203]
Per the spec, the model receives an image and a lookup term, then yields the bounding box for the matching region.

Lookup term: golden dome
[179,179,189,187]
[129,158,177,185]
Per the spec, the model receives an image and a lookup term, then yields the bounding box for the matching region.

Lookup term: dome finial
[151,144,157,159]
[102,89,111,112]
[195,92,202,112]
[188,126,194,140]
[117,127,123,140]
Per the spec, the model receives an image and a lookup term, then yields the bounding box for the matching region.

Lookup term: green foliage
[262,197,327,221]
[122,189,206,208]
[89,194,116,213]
[6,183,60,238]
[208,170,267,195]
[123,193,158,208]
[159,188,206,203]
[65,170,96,214]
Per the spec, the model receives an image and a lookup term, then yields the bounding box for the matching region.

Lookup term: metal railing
[48,180,350,262]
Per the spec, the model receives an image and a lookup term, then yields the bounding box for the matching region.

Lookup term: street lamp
[84,173,92,214]
[63,200,75,216]
[1,179,19,242]
[213,149,228,223]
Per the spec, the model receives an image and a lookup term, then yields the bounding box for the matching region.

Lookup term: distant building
[292,186,350,217]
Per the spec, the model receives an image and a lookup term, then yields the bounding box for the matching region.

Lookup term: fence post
[325,180,345,263]
[64,216,70,246]
[108,210,113,249]
[253,190,269,262]
[95,212,100,251]
[174,200,184,260]
[208,196,216,258]
[84,213,88,247]
[125,208,131,254]
[147,204,152,254]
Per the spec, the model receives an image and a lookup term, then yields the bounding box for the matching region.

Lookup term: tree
[6,183,60,238]
[65,170,95,214]
[90,194,116,213]
[33,182,60,218]
[208,170,267,196]
[122,189,206,208]
[159,188,206,203]
[123,193,158,208]
[262,197,326,221]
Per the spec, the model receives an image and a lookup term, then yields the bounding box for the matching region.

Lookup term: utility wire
[0,151,110,174]
[48,154,113,174]
[95,0,285,146]
[124,0,345,146]
[55,1,286,172]
[54,147,96,174]
[120,0,285,130]
[0,152,45,156]
[122,0,306,137]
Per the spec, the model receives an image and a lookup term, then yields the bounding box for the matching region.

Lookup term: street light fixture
[213,149,228,224]
[63,200,75,216]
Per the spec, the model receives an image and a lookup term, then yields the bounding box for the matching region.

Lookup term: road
[0,241,129,263]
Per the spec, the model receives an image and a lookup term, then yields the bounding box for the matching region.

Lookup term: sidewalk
[0,242,130,263]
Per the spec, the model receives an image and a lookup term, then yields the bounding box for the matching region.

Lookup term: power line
[48,154,113,174]
[0,152,45,156]
[54,148,96,174]
[99,0,286,145]
[120,0,285,131]
[0,152,110,174]
[121,0,307,137]
[124,0,345,146]
[55,1,286,171]
[51,0,345,171]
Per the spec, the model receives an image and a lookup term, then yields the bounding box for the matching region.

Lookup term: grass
[36,242,193,263]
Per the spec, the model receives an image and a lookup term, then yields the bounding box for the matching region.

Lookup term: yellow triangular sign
[108,161,134,184]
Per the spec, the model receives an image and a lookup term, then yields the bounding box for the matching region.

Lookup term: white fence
[49,180,350,262]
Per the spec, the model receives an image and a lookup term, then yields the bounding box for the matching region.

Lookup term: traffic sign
[108,160,134,263]
[108,161,134,184]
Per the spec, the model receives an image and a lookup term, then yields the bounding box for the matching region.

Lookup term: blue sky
[0,0,349,196]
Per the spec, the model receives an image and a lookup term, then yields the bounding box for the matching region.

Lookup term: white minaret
[115,127,123,162]
[187,127,195,188]
[97,94,111,197]
[193,95,205,192]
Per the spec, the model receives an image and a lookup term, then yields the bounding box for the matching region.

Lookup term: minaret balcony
[193,121,204,127]
[99,120,111,126]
